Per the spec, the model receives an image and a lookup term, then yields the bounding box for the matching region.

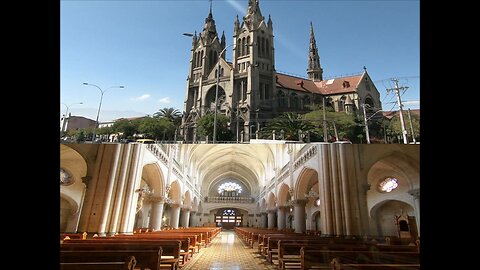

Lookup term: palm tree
[260,112,315,141]
[153,107,182,123]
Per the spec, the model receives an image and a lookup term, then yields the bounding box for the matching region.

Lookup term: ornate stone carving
[408,188,420,199]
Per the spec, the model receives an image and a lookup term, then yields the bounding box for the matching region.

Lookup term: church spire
[307,22,323,81]
[202,0,218,44]
[244,0,264,30]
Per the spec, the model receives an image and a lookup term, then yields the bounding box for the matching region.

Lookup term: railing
[205,196,254,203]
[293,144,317,170]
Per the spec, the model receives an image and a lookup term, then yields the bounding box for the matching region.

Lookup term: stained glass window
[379,177,398,192]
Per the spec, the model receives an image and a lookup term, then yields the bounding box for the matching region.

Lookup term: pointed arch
[183,190,192,208]
[141,163,165,196]
[277,183,290,206]
[168,180,182,204]
[295,167,319,200]
[267,192,276,209]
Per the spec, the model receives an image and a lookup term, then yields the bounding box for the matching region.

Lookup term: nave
[182,230,272,270]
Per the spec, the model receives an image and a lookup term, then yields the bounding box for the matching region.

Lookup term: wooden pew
[60,254,136,270]
[113,234,194,265]
[61,248,157,270]
[331,258,421,270]
[62,239,180,270]
[300,248,420,270]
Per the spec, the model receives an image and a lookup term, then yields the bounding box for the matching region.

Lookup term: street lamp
[83,82,125,142]
[61,102,83,133]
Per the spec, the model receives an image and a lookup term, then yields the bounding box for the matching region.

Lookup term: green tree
[302,109,361,142]
[153,107,182,124]
[388,111,420,142]
[137,117,176,141]
[112,119,139,139]
[260,112,316,141]
[197,113,233,141]
[96,126,114,141]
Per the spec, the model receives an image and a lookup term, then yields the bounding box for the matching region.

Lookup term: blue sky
[60,0,419,122]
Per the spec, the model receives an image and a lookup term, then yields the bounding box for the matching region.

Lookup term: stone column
[181,207,191,228]
[108,145,131,235]
[329,144,343,236]
[319,144,334,235]
[98,144,122,236]
[148,196,165,231]
[267,209,277,229]
[293,199,308,233]
[189,211,197,227]
[261,213,268,228]
[277,206,287,230]
[408,188,420,233]
[338,144,353,235]
[170,204,181,229]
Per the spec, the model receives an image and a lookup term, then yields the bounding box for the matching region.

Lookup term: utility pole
[407,108,416,144]
[386,78,409,144]
[322,97,328,142]
[361,103,371,144]
[332,121,339,141]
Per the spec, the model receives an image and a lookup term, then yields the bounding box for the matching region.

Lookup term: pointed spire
[192,31,198,47]
[307,22,323,81]
[202,1,218,44]
[244,0,264,29]
[234,14,240,34]
[267,14,273,29]
[221,31,226,48]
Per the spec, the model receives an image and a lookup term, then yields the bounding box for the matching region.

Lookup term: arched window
[246,36,251,54]
[291,93,299,109]
[200,51,204,66]
[378,177,399,193]
[277,91,286,108]
[241,37,246,56]
[193,52,197,68]
[338,96,346,112]
[218,182,243,197]
[265,38,270,59]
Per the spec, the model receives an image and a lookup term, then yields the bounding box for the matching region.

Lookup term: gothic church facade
[181,0,382,141]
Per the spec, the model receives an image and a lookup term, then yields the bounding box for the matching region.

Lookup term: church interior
[60,142,420,269]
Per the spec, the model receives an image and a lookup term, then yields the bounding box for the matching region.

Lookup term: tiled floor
[181,230,276,270]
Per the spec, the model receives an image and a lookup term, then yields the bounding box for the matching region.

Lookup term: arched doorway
[214,208,244,230]
[370,200,415,237]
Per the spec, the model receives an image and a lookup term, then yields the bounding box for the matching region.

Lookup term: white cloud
[158,97,171,104]
[226,0,245,14]
[403,100,420,106]
[131,94,151,101]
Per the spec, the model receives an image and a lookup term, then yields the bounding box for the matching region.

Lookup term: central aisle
[182,230,275,270]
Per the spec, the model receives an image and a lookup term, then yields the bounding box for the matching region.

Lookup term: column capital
[278,206,290,211]
[170,203,181,208]
[146,195,165,203]
[408,188,420,199]
[267,208,277,214]
[81,175,92,187]
[181,206,192,211]
[292,199,308,206]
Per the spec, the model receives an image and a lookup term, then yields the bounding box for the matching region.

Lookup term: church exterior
[181,0,382,141]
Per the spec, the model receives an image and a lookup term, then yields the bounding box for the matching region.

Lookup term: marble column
[189,211,197,227]
[267,209,277,229]
[181,207,191,228]
[108,145,131,235]
[148,196,165,231]
[408,188,420,233]
[170,204,181,229]
[293,199,308,233]
[277,206,287,230]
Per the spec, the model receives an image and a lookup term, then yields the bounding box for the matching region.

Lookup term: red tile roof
[275,73,318,93]
[275,72,363,95]
[313,75,363,95]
